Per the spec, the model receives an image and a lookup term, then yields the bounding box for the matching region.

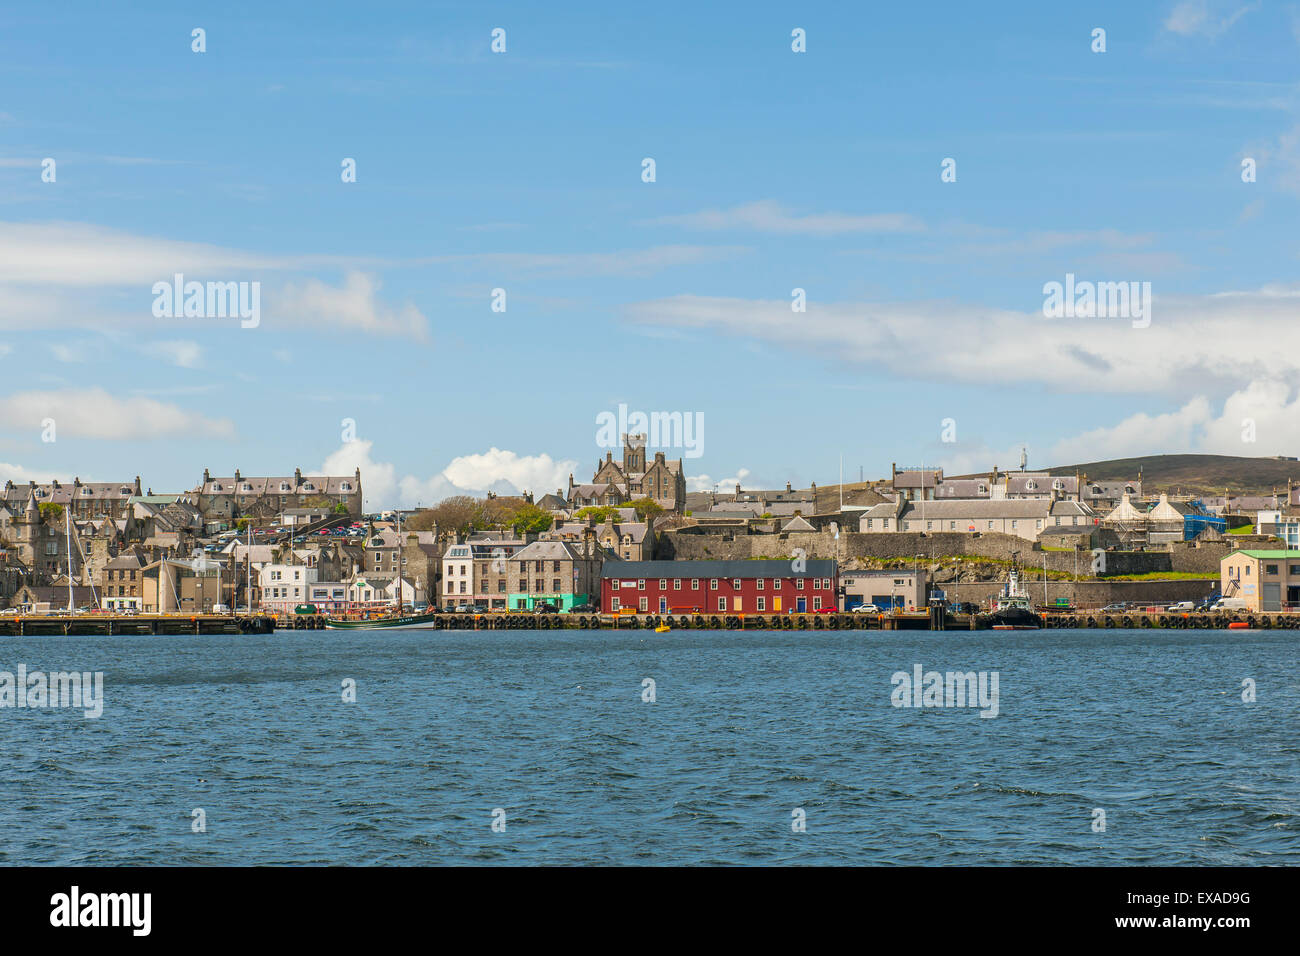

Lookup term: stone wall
[941,578,1220,608]
[656,529,1244,579]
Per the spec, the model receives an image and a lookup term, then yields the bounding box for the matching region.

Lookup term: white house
[260,563,318,612]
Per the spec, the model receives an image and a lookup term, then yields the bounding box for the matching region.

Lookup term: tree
[511,503,554,535]
[628,497,665,521]
[424,496,482,536]
[332,502,349,515]
[575,505,619,523]
[39,502,64,522]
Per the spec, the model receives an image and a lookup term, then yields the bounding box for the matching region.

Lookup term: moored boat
[988,561,1042,630]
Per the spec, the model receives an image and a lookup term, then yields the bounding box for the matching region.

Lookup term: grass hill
[1045,454,1300,495]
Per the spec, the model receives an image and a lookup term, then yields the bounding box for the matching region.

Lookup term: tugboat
[988,560,1042,630]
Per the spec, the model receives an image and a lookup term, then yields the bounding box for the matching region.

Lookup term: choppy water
[0,628,1296,865]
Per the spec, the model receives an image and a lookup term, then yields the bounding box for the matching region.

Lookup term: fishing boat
[988,560,1042,630]
[325,609,440,629]
[324,512,439,629]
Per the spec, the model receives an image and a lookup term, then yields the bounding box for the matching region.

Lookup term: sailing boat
[325,511,439,629]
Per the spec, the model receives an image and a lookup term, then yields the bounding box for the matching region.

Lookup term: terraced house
[440,535,529,609]
[506,540,602,611]
[859,497,1099,541]
[186,467,362,527]
[3,477,142,520]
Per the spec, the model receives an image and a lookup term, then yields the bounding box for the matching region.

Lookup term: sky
[2,0,1300,508]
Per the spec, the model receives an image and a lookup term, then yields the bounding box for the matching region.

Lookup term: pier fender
[1121,616,1133,628]
[709,616,722,629]
[1103,616,1115,629]
[828,616,840,630]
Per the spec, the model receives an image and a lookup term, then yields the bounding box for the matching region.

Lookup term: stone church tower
[622,433,646,474]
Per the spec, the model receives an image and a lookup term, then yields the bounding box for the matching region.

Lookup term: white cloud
[645,200,924,236]
[0,462,67,484]
[424,244,748,278]
[142,340,203,368]
[686,468,752,493]
[275,271,429,339]
[0,388,234,439]
[623,285,1300,398]
[1163,1,1260,38]
[317,439,397,509]
[440,448,577,495]
[0,221,286,286]
[0,222,428,340]
[933,382,1300,475]
[315,442,578,509]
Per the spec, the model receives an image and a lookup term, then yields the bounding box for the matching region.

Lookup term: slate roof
[601,559,835,579]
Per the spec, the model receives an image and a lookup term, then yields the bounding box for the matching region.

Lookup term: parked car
[535,603,559,614]
[568,603,597,613]
[1100,603,1128,612]
[1167,601,1196,612]
[851,603,881,614]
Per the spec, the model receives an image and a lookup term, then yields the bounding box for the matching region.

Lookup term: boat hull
[324,612,440,630]
[988,607,1043,629]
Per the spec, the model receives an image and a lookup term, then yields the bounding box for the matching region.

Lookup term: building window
[612,580,620,590]
[732,579,741,589]
[611,597,621,611]
[638,597,647,612]
[773,579,781,589]
[710,579,718,589]
[638,579,645,590]
[813,597,822,611]
[756,596,766,611]
[673,579,681,590]
[717,597,726,611]
[797,578,805,590]
[692,579,700,590]
[659,579,667,588]
[756,578,765,589]
[1265,564,1278,575]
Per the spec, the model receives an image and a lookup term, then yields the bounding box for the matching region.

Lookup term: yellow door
[774,597,782,612]
[734,597,742,612]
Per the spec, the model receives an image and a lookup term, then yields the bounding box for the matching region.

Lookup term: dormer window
[280,482,290,492]
[1026,480,1037,491]
[242,483,252,492]
[1052,479,1064,491]
[341,482,351,492]
[212,483,222,491]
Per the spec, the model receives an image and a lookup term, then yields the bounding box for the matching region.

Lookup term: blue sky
[3,1,1300,507]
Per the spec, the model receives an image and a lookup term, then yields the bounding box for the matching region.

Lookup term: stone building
[3,477,142,521]
[571,433,686,514]
[186,468,363,527]
[506,540,602,611]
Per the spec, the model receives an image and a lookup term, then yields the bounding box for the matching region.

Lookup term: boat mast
[66,508,73,611]
[394,511,402,616]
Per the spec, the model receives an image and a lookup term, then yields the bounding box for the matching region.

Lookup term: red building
[600,559,839,614]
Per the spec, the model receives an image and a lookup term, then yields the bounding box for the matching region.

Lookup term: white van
[1167,601,1195,612]
[1211,597,1248,611]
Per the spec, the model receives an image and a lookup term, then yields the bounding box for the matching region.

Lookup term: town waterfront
[1,628,1295,866]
